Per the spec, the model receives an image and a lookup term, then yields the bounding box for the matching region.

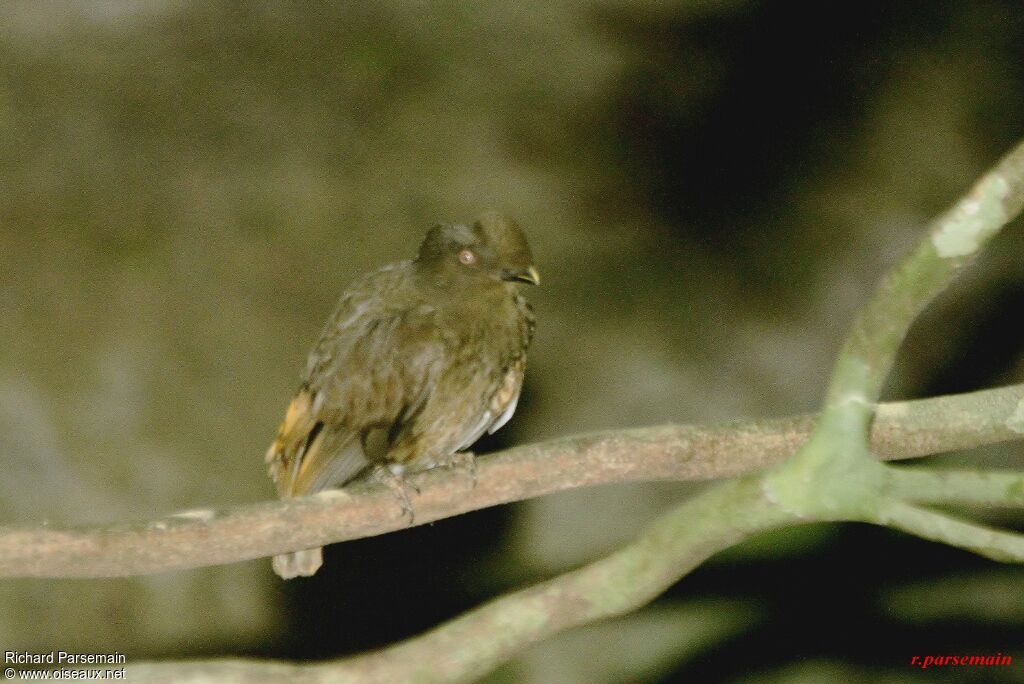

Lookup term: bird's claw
[449,450,477,488]
[373,463,417,524]
[426,450,478,487]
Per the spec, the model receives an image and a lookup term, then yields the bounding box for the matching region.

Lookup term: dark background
[2,2,1023,682]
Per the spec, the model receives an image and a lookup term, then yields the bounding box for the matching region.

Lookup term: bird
[265,212,539,578]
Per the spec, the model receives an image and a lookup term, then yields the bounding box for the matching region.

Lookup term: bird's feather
[488,359,525,435]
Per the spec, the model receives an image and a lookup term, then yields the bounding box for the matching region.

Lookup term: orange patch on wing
[265,387,319,495]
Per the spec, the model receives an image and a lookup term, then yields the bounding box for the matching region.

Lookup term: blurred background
[2,1,1024,682]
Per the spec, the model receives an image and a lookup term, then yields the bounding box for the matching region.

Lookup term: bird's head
[416,212,540,287]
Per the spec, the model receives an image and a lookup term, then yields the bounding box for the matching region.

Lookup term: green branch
[826,139,1024,408]
[888,467,1024,507]
[872,500,1024,562]
[765,139,1024,520]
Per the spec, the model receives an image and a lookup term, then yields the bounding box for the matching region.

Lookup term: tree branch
[872,499,1024,562]
[825,137,1024,409]
[888,467,1024,507]
[763,138,1024,518]
[2,384,1024,579]
[128,477,792,683]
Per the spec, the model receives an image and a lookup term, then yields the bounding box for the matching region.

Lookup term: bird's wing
[265,385,325,495]
[264,385,370,497]
[485,295,534,437]
[266,267,441,496]
[441,356,525,455]
[487,358,525,435]
[443,298,534,454]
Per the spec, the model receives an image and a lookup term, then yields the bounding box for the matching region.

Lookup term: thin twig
[872,499,1024,562]
[887,467,1024,507]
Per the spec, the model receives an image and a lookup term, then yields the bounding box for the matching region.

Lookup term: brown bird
[265,212,538,578]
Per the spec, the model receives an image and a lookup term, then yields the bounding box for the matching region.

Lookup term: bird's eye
[457,248,478,266]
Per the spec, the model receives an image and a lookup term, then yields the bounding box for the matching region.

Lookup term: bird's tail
[272,548,323,579]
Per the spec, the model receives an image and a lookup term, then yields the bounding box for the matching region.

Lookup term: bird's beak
[504,266,540,285]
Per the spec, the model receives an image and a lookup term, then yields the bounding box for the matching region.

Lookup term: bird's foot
[423,451,477,487]
[372,463,418,524]
[447,450,477,488]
